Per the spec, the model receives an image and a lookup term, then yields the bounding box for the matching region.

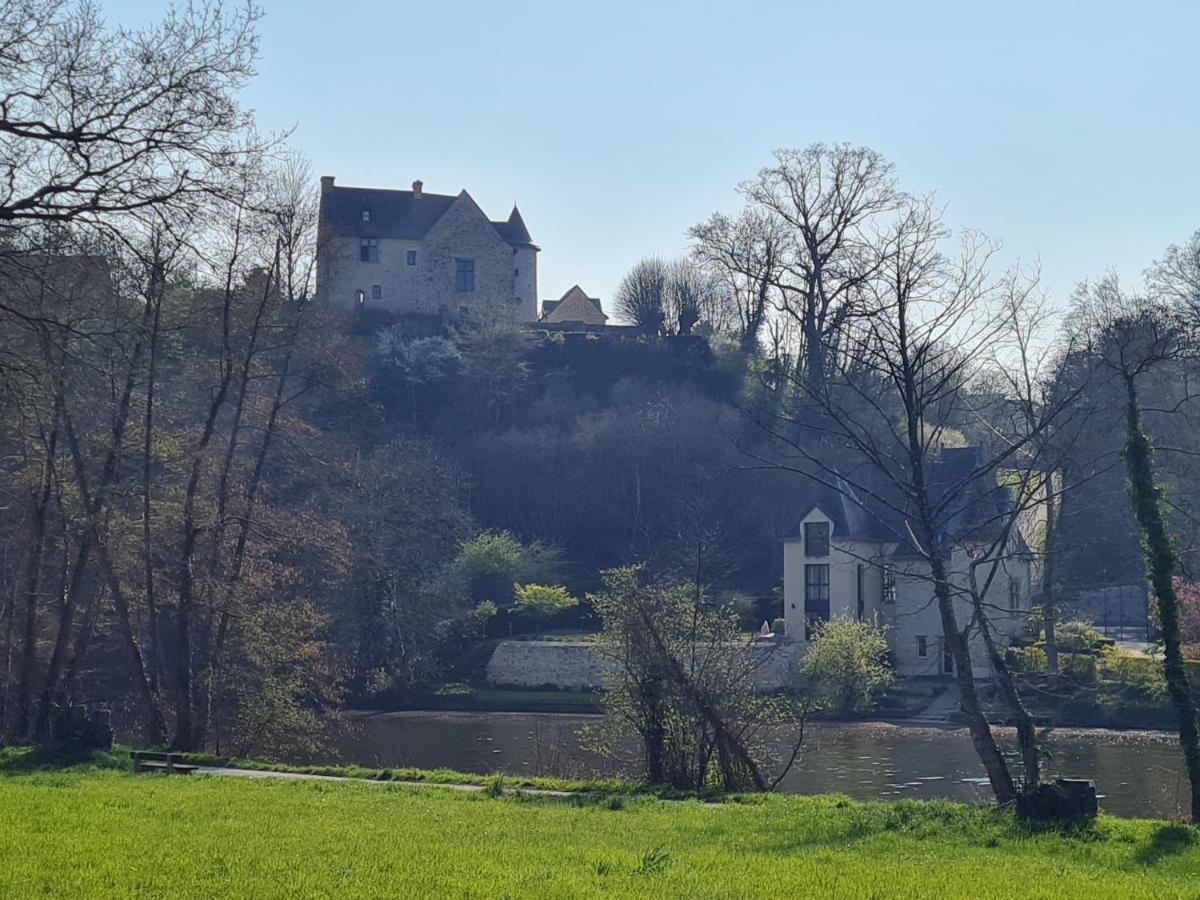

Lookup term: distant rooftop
[318,177,537,248]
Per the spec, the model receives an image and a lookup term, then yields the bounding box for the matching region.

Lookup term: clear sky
[111,0,1199,307]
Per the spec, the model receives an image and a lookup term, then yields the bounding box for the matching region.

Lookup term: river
[320,710,1188,820]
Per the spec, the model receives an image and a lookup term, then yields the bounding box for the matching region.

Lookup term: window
[459,305,470,318]
[804,563,830,631]
[804,521,830,557]
[371,284,382,300]
[360,238,378,262]
[882,566,897,604]
[916,635,928,658]
[407,250,417,266]
[355,289,365,305]
[1008,577,1021,611]
[361,209,371,222]
[514,267,520,277]
[943,651,954,675]
[455,258,475,292]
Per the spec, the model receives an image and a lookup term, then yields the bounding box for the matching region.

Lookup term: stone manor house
[316,176,540,322]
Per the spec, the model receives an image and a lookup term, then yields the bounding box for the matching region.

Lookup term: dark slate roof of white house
[320,185,536,248]
[788,446,1026,555]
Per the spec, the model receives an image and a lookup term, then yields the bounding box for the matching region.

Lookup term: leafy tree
[447,531,565,609]
[512,583,578,623]
[797,617,893,715]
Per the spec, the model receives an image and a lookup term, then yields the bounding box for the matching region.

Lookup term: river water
[323,711,1189,820]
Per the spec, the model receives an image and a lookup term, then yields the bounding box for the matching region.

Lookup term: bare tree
[0,0,266,232]
[753,196,1088,807]
[613,257,666,333]
[740,143,906,394]
[690,208,787,354]
[591,566,804,792]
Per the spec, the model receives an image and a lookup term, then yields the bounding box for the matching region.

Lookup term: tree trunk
[11,412,58,740]
[929,553,1018,805]
[1042,477,1059,675]
[1121,372,1200,822]
[32,538,94,740]
[975,600,1040,791]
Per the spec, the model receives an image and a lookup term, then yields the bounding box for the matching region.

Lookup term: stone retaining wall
[485,640,802,692]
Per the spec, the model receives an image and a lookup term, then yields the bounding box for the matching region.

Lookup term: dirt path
[193,766,577,797]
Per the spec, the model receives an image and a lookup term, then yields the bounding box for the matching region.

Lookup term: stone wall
[485,640,802,692]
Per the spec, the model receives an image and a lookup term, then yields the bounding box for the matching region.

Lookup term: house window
[361,209,371,222]
[882,566,897,604]
[804,564,830,638]
[355,289,365,305]
[1008,577,1021,611]
[459,305,470,318]
[943,651,954,675]
[514,267,520,277]
[917,635,927,658]
[407,250,417,266]
[360,238,378,262]
[371,284,382,300]
[804,521,830,557]
[455,258,475,292]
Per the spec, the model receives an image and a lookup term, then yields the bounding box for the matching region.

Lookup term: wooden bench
[131,751,199,775]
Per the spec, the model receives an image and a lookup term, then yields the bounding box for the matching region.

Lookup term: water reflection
[320,711,1187,820]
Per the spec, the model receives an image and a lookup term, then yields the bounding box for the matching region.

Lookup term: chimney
[320,175,335,193]
[412,179,423,200]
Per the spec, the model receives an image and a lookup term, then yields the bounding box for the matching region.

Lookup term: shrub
[1099,646,1166,695]
[1059,652,1097,683]
[448,531,565,609]
[513,584,578,622]
[1013,645,1047,673]
[796,617,894,714]
[1056,621,1104,654]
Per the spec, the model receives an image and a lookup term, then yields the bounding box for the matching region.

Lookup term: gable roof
[790,446,1027,556]
[541,285,606,322]
[320,183,536,247]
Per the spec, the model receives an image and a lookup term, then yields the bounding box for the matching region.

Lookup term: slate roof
[494,206,536,247]
[320,184,537,248]
[789,447,1026,556]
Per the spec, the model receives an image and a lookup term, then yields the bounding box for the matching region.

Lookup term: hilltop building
[782,447,1034,678]
[539,285,608,327]
[316,177,539,322]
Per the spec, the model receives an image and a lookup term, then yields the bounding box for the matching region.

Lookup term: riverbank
[0,749,1195,897]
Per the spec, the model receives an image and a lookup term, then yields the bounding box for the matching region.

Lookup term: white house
[782,448,1034,678]
[315,177,539,322]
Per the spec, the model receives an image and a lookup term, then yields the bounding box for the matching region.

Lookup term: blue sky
[112,0,1199,306]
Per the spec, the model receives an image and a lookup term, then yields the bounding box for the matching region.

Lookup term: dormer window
[804,521,830,557]
[361,209,371,222]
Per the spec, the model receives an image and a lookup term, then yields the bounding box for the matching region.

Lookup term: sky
[110,0,1200,307]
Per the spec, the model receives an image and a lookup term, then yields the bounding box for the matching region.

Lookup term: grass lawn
[1,752,1198,898]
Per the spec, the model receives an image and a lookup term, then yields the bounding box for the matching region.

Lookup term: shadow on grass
[0,745,127,775]
[1132,823,1198,866]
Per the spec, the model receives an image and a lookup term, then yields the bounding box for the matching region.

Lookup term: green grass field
[0,751,1197,898]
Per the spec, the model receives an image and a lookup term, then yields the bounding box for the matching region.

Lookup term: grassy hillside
[0,752,1196,898]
